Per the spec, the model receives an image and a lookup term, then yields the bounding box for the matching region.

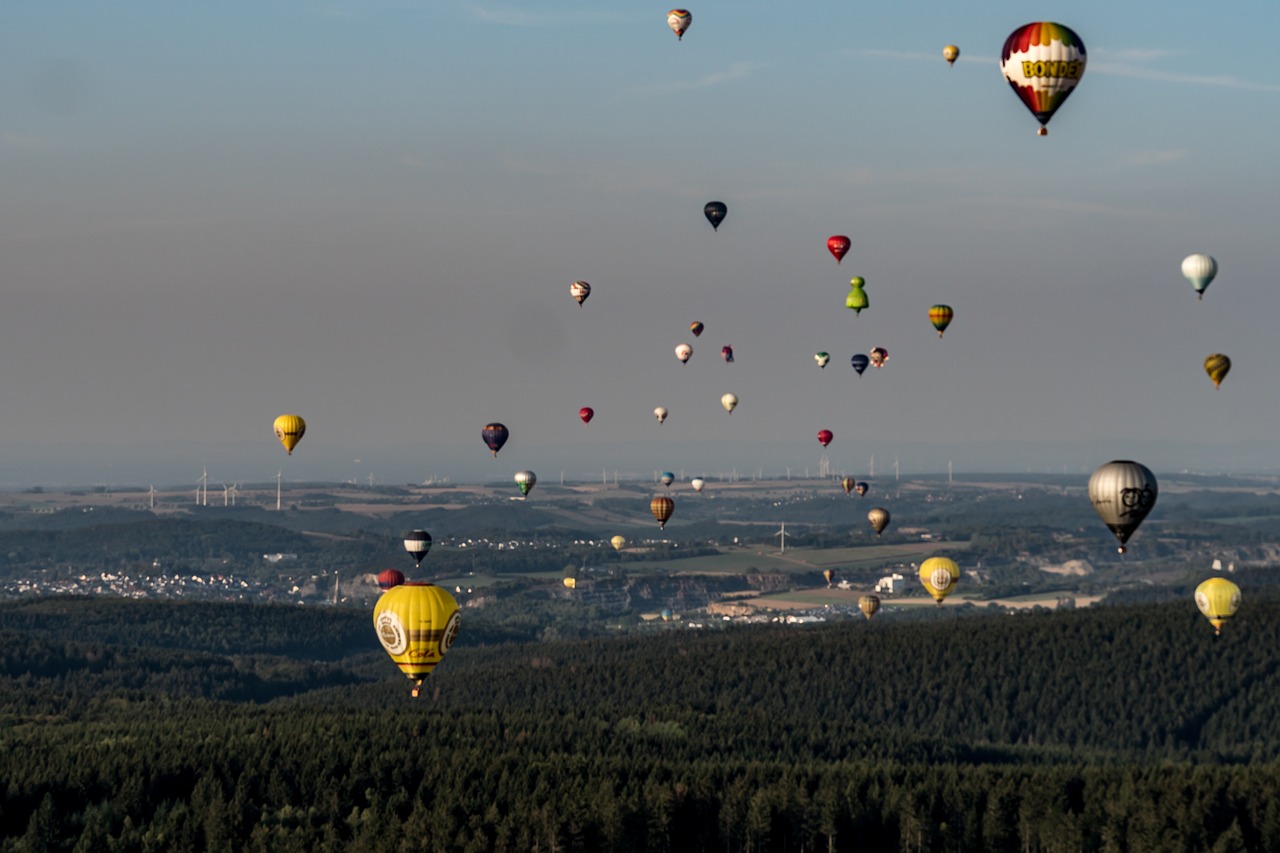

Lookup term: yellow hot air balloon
[942,44,960,65]
[919,557,960,605]
[1205,354,1231,389]
[273,414,306,455]
[373,582,460,697]
[867,507,890,536]
[1195,577,1241,636]
[563,576,577,590]
[651,495,675,529]
[823,569,837,587]
[859,594,881,620]
[610,535,626,551]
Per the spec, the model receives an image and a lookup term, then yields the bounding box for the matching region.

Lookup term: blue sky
[2,2,1278,486]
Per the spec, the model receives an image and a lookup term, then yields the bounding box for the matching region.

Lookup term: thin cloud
[1089,62,1280,92]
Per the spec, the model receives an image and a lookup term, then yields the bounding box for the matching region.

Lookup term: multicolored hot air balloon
[514,470,537,497]
[667,9,691,41]
[721,345,734,363]
[1182,254,1218,300]
[570,280,591,306]
[373,582,460,697]
[842,477,856,496]
[827,235,851,264]
[579,407,594,424]
[851,354,869,375]
[721,392,738,414]
[690,321,704,337]
[859,594,881,620]
[1089,460,1157,554]
[943,44,960,66]
[675,343,693,364]
[273,415,306,455]
[482,423,509,456]
[817,429,833,448]
[377,569,405,591]
[855,482,869,497]
[823,569,837,588]
[704,201,726,231]
[660,471,675,488]
[815,352,831,369]
[1195,577,1241,636]
[846,276,868,315]
[651,495,675,529]
[1205,354,1231,389]
[919,557,960,605]
[869,347,889,368]
[654,406,669,424]
[1001,22,1087,136]
[929,305,954,338]
[867,507,890,536]
[404,530,432,567]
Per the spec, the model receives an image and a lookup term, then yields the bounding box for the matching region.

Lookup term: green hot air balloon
[846,276,868,315]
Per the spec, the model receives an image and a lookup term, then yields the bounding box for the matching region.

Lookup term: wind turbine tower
[775,522,790,554]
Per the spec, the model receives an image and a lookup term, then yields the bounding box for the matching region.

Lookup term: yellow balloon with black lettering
[1195,577,1241,636]
[373,582,460,697]
[273,414,306,455]
[919,557,960,605]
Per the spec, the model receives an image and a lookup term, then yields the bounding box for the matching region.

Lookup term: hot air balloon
[404,529,432,567]
[570,280,591,306]
[823,569,837,587]
[273,415,306,455]
[721,392,738,414]
[377,569,405,591]
[867,507,890,536]
[675,343,693,364]
[611,535,626,551]
[704,201,726,231]
[859,594,881,620]
[943,44,960,66]
[817,429,833,448]
[1182,254,1218,300]
[851,354,869,375]
[482,423,509,456]
[827,235,851,264]
[869,347,888,368]
[846,276,868,314]
[929,304,954,338]
[691,477,705,493]
[651,495,675,529]
[514,470,537,497]
[1088,460,1158,554]
[1001,22,1087,136]
[667,9,691,41]
[579,407,594,424]
[373,582,460,697]
[919,557,960,605]
[842,477,855,495]
[815,352,831,369]
[563,576,576,590]
[721,345,734,363]
[690,321,704,337]
[654,406,668,424]
[660,471,675,488]
[855,482,869,497]
[1205,354,1231,389]
[1195,577,1241,636]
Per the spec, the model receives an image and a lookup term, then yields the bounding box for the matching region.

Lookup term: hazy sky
[3,2,1279,486]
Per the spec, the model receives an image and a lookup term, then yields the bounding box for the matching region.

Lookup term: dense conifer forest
[2,594,1279,850]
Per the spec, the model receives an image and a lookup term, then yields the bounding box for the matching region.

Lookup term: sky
[3,1,1279,487]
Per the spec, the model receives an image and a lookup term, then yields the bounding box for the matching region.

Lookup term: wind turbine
[148,485,156,509]
[774,522,790,553]
[276,470,283,511]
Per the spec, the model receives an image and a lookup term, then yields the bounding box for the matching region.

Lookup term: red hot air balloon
[721,345,734,363]
[377,569,406,591]
[579,407,594,424]
[827,235,851,264]
[817,429,833,448]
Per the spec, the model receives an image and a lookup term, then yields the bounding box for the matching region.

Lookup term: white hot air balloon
[675,343,693,364]
[690,478,705,493]
[1181,254,1218,300]
[1088,460,1158,554]
[721,393,738,414]
[654,406,668,424]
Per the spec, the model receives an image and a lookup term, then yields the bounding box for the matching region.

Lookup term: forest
[1,593,1278,851]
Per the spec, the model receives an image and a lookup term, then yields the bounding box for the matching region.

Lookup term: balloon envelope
[660,471,675,487]
[654,406,668,423]
[855,482,869,497]
[514,470,537,496]
[842,477,855,495]
[373,583,460,697]
[610,535,626,551]
[1204,354,1231,389]
[1088,460,1157,553]
[570,280,591,306]
[691,477,705,493]
[815,352,830,368]
[482,423,509,456]
[851,354,869,375]
[667,9,691,40]
[675,343,693,364]
[827,235,851,264]
[859,594,881,619]
[579,406,594,424]
[823,569,836,587]
[651,495,674,529]
[943,44,960,65]
[690,321,704,337]
[919,557,961,604]
[1195,577,1241,635]
[1182,254,1218,299]
[273,415,306,455]
[721,345,734,363]
[867,507,890,536]
[817,429,833,448]
[377,569,405,591]
[704,201,727,231]
[869,347,888,368]
[721,393,738,413]
[403,530,432,566]
[929,304,954,337]
[1001,22,1087,135]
